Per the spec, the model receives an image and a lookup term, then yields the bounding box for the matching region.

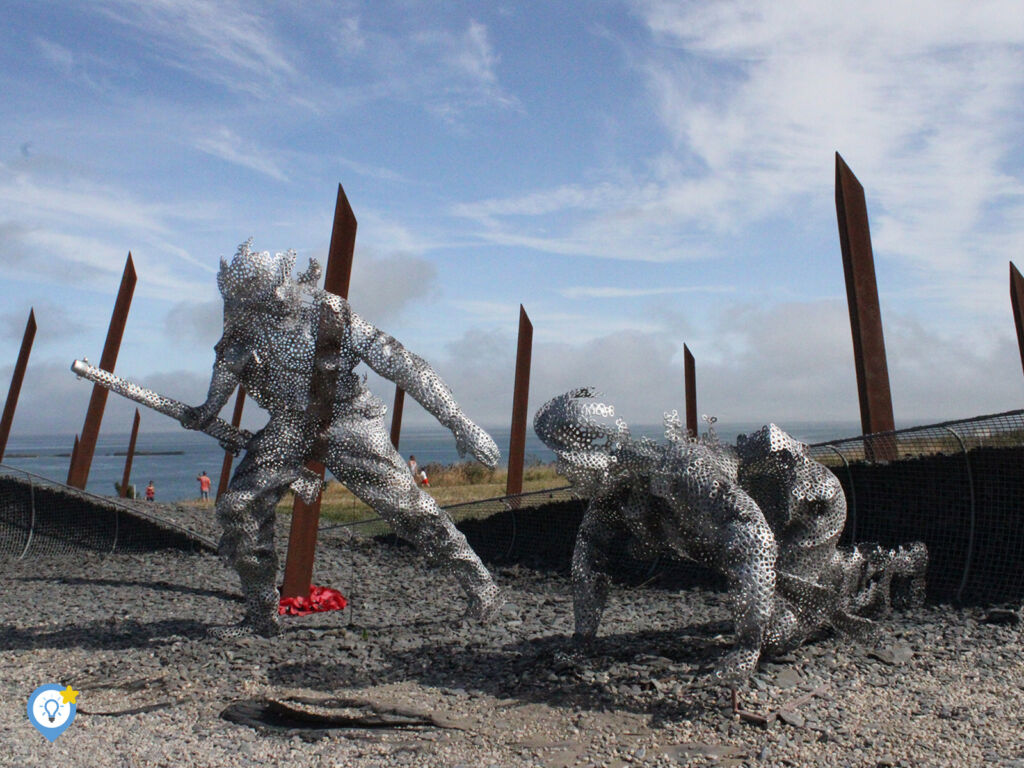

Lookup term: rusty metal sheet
[282,184,357,599]
[119,409,140,498]
[835,153,895,460]
[68,254,137,488]
[0,308,36,463]
[506,305,533,497]
[684,343,697,438]
[216,386,247,501]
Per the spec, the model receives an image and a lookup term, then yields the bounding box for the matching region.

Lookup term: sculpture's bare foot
[209,616,281,640]
[464,588,505,623]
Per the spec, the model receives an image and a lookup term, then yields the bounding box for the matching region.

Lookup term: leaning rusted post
[1009,262,1024,379]
[835,153,895,460]
[69,434,79,478]
[683,343,697,438]
[216,386,246,501]
[390,386,405,449]
[0,309,37,464]
[119,409,141,498]
[506,305,533,497]
[68,253,137,488]
[282,184,357,600]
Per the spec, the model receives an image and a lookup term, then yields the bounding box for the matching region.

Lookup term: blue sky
[1,0,1023,440]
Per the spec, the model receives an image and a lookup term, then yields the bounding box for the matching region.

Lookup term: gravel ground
[2,509,1023,768]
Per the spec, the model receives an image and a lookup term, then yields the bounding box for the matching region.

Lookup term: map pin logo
[27,684,78,741]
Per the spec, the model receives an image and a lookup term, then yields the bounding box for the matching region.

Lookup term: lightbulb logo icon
[27,684,78,741]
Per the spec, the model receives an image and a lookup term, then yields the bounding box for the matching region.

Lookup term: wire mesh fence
[0,464,214,557]
[807,408,1024,604]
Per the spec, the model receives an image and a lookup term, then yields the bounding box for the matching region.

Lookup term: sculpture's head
[735,423,808,475]
[534,388,626,494]
[217,240,322,312]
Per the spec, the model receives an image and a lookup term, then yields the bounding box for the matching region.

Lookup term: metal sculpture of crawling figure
[183,241,502,637]
[534,388,927,691]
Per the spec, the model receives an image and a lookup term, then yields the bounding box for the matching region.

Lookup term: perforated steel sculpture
[534,389,926,686]
[181,241,502,637]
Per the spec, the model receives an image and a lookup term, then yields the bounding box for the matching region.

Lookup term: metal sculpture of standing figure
[183,241,502,637]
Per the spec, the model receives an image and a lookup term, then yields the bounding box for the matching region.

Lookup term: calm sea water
[1,420,861,504]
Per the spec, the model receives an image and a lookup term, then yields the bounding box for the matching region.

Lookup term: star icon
[59,686,79,705]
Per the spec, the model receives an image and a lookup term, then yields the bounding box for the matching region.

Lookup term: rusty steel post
[0,309,37,464]
[835,153,896,460]
[68,253,137,488]
[390,386,405,449]
[119,409,141,498]
[69,434,79,477]
[1010,262,1024,379]
[216,386,246,501]
[282,184,357,599]
[506,305,533,497]
[683,343,697,438]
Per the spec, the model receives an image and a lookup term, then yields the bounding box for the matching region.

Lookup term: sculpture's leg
[571,501,619,643]
[716,518,777,687]
[213,416,304,638]
[324,417,500,620]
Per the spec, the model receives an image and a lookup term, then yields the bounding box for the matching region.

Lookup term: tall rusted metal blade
[69,434,79,478]
[68,253,137,488]
[506,305,533,497]
[390,386,405,449]
[0,308,37,464]
[216,386,246,501]
[683,344,697,438]
[283,184,358,599]
[119,409,141,498]
[1009,262,1024,379]
[835,153,895,460]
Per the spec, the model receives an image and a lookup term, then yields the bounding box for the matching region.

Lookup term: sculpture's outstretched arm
[340,297,499,468]
[182,333,245,431]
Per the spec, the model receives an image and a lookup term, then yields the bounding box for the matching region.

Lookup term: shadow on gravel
[268,623,731,720]
[11,575,242,602]
[0,618,209,651]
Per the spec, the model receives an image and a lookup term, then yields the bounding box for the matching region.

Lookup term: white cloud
[561,285,733,299]
[194,128,289,182]
[92,0,295,97]
[449,0,1024,306]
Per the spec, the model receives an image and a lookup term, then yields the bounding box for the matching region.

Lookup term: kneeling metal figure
[736,425,927,655]
[184,241,502,637]
[535,389,928,689]
[534,388,778,686]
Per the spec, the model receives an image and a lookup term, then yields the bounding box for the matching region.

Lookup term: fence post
[943,427,976,603]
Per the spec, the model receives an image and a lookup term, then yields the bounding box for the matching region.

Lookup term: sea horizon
[2,419,873,503]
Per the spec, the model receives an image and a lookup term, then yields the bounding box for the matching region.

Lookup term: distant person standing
[419,468,429,487]
[197,471,212,501]
[145,481,155,502]
[407,455,418,479]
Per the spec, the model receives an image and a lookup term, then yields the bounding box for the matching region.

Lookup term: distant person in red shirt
[145,481,155,502]
[197,471,212,501]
